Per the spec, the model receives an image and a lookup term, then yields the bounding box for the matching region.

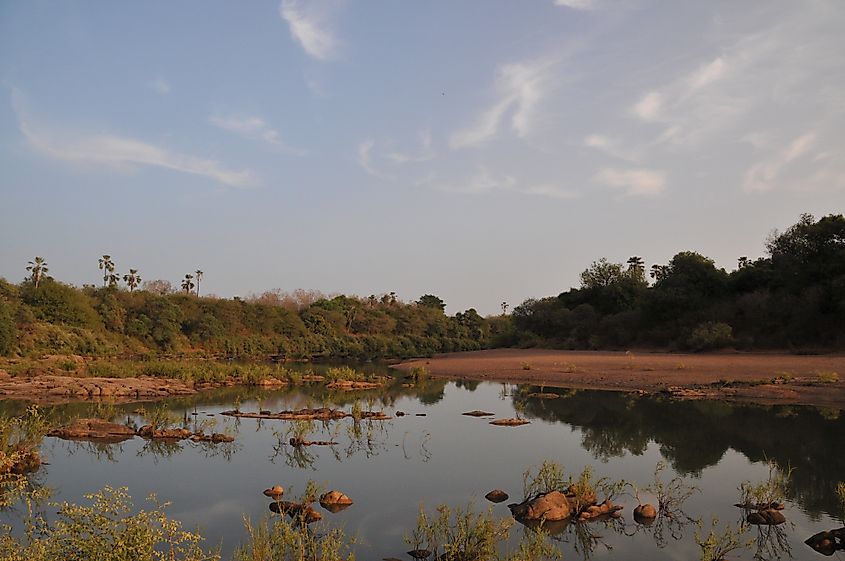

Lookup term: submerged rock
[747,509,787,525]
[462,410,495,417]
[489,418,530,427]
[269,501,322,523]
[406,549,431,559]
[485,489,509,503]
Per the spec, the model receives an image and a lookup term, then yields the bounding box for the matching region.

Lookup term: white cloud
[357,139,392,179]
[583,133,640,161]
[554,0,594,9]
[279,0,338,61]
[150,77,171,94]
[13,95,251,188]
[742,132,817,192]
[450,60,554,149]
[686,57,726,92]
[593,168,666,196]
[631,91,662,121]
[209,114,305,156]
[385,130,435,164]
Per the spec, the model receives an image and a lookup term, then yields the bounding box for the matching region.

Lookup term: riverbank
[393,349,845,408]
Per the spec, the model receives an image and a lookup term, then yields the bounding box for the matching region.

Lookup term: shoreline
[393,348,845,408]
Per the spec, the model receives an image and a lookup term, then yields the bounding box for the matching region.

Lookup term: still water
[3,376,845,560]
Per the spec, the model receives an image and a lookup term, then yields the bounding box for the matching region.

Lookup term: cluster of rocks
[0,372,196,403]
[262,485,353,522]
[734,500,787,526]
[47,418,234,444]
[507,485,623,524]
[221,407,391,421]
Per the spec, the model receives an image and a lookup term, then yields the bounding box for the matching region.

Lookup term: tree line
[509,213,845,351]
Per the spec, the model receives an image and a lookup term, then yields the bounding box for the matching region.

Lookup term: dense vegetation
[2,213,842,361]
[510,214,845,351]
[0,270,505,360]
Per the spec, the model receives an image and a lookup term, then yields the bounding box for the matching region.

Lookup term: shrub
[0,300,15,356]
[688,322,733,351]
[816,370,840,383]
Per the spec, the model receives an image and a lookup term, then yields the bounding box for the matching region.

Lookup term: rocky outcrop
[268,501,323,523]
[222,407,391,421]
[462,410,494,417]
[746,508,787,525]
[48,418,136,443]
[489,418,530,427]
[508,491,571,522]
[805,528,845,556]
[0,374,196,403]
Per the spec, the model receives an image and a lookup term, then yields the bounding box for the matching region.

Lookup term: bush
[688,321,734,351]
[0,300,15,356]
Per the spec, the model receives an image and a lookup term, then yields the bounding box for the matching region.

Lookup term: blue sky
[1,0,843,314]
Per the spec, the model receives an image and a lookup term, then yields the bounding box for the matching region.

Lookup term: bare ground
[393,349,845,408]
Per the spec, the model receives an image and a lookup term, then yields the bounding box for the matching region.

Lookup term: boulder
[406,549,431,559]
[508,491,571,522]
[805,530,838,556]
[263,485,285,498]
[47,418,136,443]
[269,501,322,523]
[320,490,353,506]
[634,504,658,524]
[485,489,509,503]
[747,509,786,525]
[489,418,530,427]
[462,411,495,417]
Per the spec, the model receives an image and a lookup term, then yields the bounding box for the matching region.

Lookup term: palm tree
[650,264,670,282]
[194,270,203,297]
[123,269,142,292]
[98,255,115,287]
[26,257,48,289]
[501,302,509,315]
[627,256,645,272]
[181,274,195,295]
[737,256,749,269]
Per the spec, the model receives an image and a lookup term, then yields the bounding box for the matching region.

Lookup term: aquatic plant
[695,517,751,561]
[405,502,512,561]
[0,404,48,477]
[0,486,218,561]
[522,460,567,499]
[737,460,792,508]
[648,461,699,515]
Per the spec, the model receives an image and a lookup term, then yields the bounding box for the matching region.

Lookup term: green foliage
[522,460,567,499]
[738,460,791,507]
[688,322,734,351]
[20,279,101,329]
[815,370,840,383]
[405,503,512,561]
[324,365,366,382]
[0,486,218,561]
[232,515,353,561]
[0,404,48,475]
[648,461,699,515]
[0,300,15,356]
[695,517,750,561]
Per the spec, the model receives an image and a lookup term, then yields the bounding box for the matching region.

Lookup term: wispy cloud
[385,130,435,164]
[13,94,251,188]
[593,168,666,196]
[450,60,555,149]
[631,91,662,121]
[434,167,577,200]
[583,133,640,161]
[210,114,305,156]
[357,139,392,179]
[279,0,339,61]
[553,0,594,9]
[150,77,171,95]
[743,132,816,192]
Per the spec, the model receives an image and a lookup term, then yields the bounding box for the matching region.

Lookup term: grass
[737,460,791,508]
[521,362,532,371]
[405,503,513,561]
[815,370,840,383]
[695,517,751,561]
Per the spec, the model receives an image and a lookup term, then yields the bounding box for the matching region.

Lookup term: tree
[501,301,509,315]
[417,294,446,311]
[194,270,203,297]
[650,264,670,282]
[580,258,625,289]
[26,256,48,289]
[627,256,645,273]
[181,274,195,295]
[142,279,173,295]
[98,255,115,287]
[737,256,749,269]
[123,269,142,292]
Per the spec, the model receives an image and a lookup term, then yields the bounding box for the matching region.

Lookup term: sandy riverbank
[393,349,845,408]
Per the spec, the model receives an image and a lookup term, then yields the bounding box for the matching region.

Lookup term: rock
[396,411,406,417]
[746,509,786,525]
[263,485,285,498]
[805,530,838,556]
[406,549,431,559]
[269,501,322,523]
[489,418,530,427]
[508,491,571,522]
[462,410,495,417]
[320,490,353,506]
[47,418,136,443]
[485,489,509,503]
[634,504,657,524]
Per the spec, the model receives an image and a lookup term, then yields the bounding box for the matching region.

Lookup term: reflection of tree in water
[60,440,124,463]
[519,515,626,560]
[516,389,845,517]
[136,439,183,463]
[746,520,793,561]
[344,419,390,460]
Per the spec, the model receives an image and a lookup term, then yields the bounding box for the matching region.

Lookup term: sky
[1,0,843,315]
